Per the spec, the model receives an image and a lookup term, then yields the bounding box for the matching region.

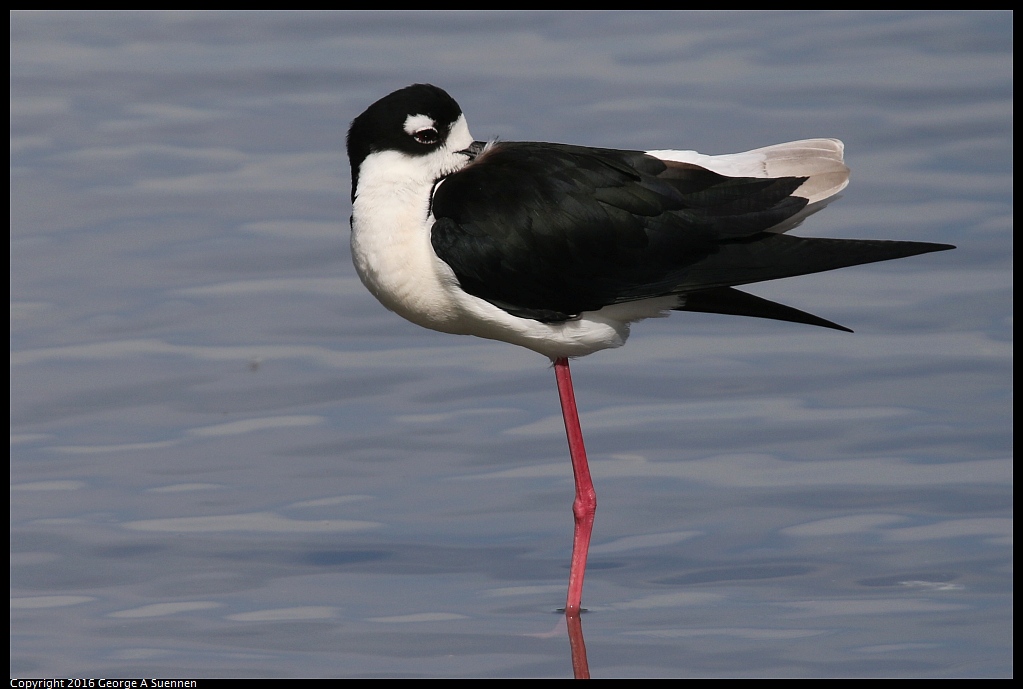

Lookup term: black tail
[676,286,853,332]
[675,234,955,293]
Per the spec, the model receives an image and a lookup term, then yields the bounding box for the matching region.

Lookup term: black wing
[431,142,953,326]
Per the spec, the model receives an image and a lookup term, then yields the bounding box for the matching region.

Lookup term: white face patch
[403,114,437,136]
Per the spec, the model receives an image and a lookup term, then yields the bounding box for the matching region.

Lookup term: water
[11,11,1012,678]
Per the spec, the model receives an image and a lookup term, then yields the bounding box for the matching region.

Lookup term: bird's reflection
[566,610,590,679]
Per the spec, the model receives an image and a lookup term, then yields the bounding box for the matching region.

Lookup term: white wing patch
[648,138,849,205]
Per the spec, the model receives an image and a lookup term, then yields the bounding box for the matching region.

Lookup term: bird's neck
[350,156,464,333]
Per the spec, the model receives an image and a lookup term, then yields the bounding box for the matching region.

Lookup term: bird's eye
[412,127,440,145]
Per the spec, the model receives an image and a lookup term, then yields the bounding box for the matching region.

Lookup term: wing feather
[431,142,952,324]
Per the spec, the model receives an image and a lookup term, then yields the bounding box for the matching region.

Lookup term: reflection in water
[567,612,590,680]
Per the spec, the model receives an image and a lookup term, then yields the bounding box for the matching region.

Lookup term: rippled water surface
[11,11,1012,678]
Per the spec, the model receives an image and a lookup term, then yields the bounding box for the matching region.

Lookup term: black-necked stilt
[346,83,953,616]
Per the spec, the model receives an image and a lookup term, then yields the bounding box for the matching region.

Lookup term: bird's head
[347,84,476,203]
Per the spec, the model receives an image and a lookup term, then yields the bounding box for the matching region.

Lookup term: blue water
[11,11,1011,678]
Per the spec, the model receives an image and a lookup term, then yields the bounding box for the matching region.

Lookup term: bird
[346,83,954,617]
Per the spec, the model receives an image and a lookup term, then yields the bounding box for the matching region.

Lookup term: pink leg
[553,357,597,617]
